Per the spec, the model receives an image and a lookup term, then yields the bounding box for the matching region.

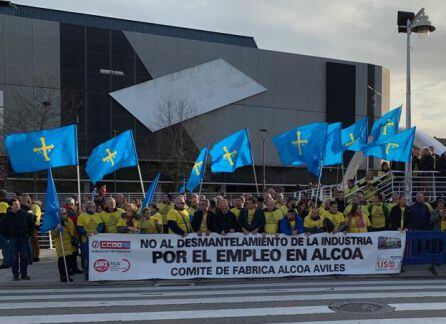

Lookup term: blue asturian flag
[86,130,138,184]
[371,106,402,142]
[5,125,78,173]
[210,129,253,173]
[341,116,368,152]
[185,146,208,192]
[324,122,343,166]
[272,122,328,176]
[141,173,160,210]
[363,127,416,163]
[40,168,61,233]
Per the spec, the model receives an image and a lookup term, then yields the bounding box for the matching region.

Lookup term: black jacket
[238,208,265,232]
[214,210,238,233]
[406,203,432,231]
[388,205,410,230]
[0,209,35,239]
[191,210,216,232]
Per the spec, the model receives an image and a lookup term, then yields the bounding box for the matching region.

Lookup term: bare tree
[154,90,204,190]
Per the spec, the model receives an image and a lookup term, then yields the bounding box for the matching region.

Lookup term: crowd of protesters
[0,177,445,282]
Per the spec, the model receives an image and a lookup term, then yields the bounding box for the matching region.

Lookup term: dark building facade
[0,4,389,193]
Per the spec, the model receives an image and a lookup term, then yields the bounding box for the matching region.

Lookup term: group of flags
[183,106,415,191]
[3,105,415,200]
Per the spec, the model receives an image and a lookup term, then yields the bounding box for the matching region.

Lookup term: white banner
[89,231,406,281]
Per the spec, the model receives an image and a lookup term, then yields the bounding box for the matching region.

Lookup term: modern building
[0,2,389,193]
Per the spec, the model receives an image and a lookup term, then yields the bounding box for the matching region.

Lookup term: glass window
[87,73,110,92]
[60,24,85,52]
[87,93,110,115]
[111,30,133,57]
[86,27,110,54]
[61,50,85,72]
[61,70,85,90]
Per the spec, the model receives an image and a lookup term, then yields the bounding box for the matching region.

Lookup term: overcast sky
[16,0,446,137]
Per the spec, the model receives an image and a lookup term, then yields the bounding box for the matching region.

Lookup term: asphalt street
[1,278,446,323]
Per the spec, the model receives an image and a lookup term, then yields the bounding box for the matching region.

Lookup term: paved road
[1,278,446,323]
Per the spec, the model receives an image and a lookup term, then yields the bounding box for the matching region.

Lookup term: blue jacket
[279,216,304,235]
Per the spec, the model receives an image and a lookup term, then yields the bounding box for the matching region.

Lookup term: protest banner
[89,231,406,281]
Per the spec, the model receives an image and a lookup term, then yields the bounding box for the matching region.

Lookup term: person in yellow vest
[191,199,216,235]
[263,199,283,235]
[77,201,102,279]
[275,192,285,208]
[345,179,359,196]
[51,208,77,282]
[321,201,346,233]
[431,198,446,231]
[158,193,174,234]
[368,193,389,231]
[344,195,370,218]
[30,199,42,262]
[238,197,265,234]
[346,204,371,233]
[116,203,139,234]
[99,198,124,233]
[0,190,11,269]
[389,194,409,231]
[230,195,245,219]
[304,207,324,234]
[137,204,163,234]
[280,196,297,217]
[167,195,192,236]
[187,193,199,222]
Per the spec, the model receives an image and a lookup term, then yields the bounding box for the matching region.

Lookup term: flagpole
[198,145,209,196]
[76,165,82,210]
[316,164,324,202]
[59,231,70,285]
[246,128,259,195]
[137,164,145,196]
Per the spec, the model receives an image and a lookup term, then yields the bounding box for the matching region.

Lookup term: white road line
[391,302,446,311]
[0,306,334,323]
[285,319,446,324]
[0,279,443,295]
[2,284,446,301]
[2,291,446,309]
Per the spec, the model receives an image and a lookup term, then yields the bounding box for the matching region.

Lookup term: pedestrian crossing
[1,278,446,323]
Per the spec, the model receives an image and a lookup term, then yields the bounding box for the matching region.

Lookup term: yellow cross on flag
[291,131,308,155]
[33,137,55,161]
[222,146,237,166]
[102,148,117,166]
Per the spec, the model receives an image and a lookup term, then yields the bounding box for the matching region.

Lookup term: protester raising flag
[210,129,253,173]
[185,146,208,192]
[4,125,78,173]
[363,127,416,163]
[141,173,160,211]
[324,122,343,166]
[341,116,368,152]
[272,122,328,176]
[40,168,61,233]
[86,130,138,184]
[371,106,402,142]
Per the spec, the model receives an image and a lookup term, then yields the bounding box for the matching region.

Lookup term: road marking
[284,318,446,324]
[2,291,446,309]
[0,279,443,295]
[2,284,446,301]
[391,302,446,311]
[0,305,334,323]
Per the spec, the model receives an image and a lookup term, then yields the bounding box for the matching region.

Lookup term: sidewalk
[1,250,446,288]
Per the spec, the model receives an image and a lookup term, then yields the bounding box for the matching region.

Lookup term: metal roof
[0,3,258,48]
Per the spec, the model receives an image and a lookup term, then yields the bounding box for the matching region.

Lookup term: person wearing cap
[430,198,446,231]
[279,209,303,235]
[280,196,297,217]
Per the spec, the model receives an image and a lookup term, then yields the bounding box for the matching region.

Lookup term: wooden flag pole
[59,230,70,285]
[137,164,145,196]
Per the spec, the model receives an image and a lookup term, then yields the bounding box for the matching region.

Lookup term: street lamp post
[260,129,268,192]
[398,8,435,200]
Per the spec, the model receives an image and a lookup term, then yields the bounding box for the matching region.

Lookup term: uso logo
[94,259,109,272]
[99,241,131,250]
